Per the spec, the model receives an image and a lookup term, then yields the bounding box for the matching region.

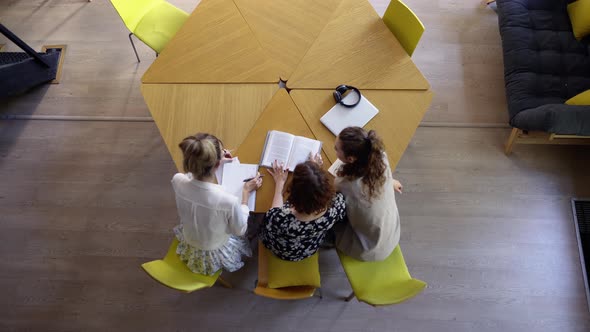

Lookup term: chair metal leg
[316,288,323,299]
[345,291,355,302]
[217,276,233,288]
[128,33,140,63]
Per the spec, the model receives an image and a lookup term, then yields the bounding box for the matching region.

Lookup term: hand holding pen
[243,174,265,182]
[241,172,263,205]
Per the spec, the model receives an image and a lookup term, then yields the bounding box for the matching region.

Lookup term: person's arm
[228,199,249,236]
[392,178,403,194]
[383,154,403,194]
[267,160,288,208]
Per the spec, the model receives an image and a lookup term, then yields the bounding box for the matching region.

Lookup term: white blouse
[171,173,250,251]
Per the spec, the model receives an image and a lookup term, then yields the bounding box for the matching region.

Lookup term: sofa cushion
[568,0,590,40]
[566,89,590,104]
[497,0,590,135]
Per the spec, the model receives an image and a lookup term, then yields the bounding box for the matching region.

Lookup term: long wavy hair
[287,161,336,215]
[337,127,386,201]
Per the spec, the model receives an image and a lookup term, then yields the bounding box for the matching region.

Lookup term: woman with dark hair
[332,127,403,261]
[260,160,346,261]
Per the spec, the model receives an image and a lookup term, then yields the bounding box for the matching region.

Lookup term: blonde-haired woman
[172,133,262,275]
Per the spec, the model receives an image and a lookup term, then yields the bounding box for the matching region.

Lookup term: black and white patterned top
[261,193,347,261]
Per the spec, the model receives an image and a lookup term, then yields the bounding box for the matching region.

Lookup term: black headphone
[333,84,361,108]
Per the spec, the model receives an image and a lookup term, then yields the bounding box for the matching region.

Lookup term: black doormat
[572,199,590,311]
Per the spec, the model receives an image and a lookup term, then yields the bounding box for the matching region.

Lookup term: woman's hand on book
[309,152,323,166]
[267,160,288,187]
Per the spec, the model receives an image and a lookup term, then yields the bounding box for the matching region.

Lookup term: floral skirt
[173,225,252,276]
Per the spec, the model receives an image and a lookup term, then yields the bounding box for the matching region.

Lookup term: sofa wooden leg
[505,128,519,155]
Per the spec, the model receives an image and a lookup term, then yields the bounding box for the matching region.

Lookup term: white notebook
[220,162,258,210]
[259,130,322,171]
[328,158,345,176]
[320,93,379,136]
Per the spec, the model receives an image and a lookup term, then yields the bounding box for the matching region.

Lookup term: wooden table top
[234,89,330,212]
[141,83,278,171]
[233,0,343,81]
[286,0,429,90]
[140,0,433,211]
[141,0,279,84]
[290,89,434,170]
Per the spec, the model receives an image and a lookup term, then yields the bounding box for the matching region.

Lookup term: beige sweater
[334,158,400,261]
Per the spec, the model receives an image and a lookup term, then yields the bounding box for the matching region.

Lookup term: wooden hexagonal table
[141,0,432,210]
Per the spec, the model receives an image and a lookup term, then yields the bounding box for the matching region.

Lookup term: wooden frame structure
[505,128,590,154]
[41,44,67,84]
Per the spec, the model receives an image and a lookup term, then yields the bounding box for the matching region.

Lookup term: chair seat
[338,246,426,306]
[254,242,320,300]
[253,285,317,300]
[134,1,188,53]
[141,239,221,293]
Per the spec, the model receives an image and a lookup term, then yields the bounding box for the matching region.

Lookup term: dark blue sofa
[497,0,590,136]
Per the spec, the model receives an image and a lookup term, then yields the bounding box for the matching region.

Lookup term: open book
[260,130,322,171]
[220,160,258,210]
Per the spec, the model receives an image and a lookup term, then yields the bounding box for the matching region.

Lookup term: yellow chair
[141,238,231,293]
[338,246,426,306]
[254,242,321,300]
[382,0,425,56]
[109,0,189,62]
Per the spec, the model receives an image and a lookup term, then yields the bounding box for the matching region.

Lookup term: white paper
[260,130,322,171]
[215,157,239,184]
[320,94,379,136]
[286,136,322,170]
[221,162,258,210]
[260,130,295,168]
[328,159,345,176]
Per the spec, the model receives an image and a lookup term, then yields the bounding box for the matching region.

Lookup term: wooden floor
[1,1,590,331]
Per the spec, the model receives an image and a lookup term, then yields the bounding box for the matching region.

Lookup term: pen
[243,174,264,182]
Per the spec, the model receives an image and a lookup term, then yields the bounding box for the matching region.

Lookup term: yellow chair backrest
[141,239,221,293]
[133,1,189,53]
[382,0,425,56]
[110,0,162,32]
[338,245,426,306]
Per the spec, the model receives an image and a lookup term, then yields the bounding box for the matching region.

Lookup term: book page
[260,130,295,168]
[286,136,322,170]
[221,163,258,211]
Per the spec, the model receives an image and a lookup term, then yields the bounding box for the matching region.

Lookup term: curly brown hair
[178,133,223,179]
[287,161,336,215]
[336,127,386,201]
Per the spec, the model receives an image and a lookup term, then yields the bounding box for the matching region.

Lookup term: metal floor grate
[573,199,590,312]
[0,52,31,65]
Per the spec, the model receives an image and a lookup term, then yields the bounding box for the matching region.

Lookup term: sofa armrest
[511,104,590,135]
